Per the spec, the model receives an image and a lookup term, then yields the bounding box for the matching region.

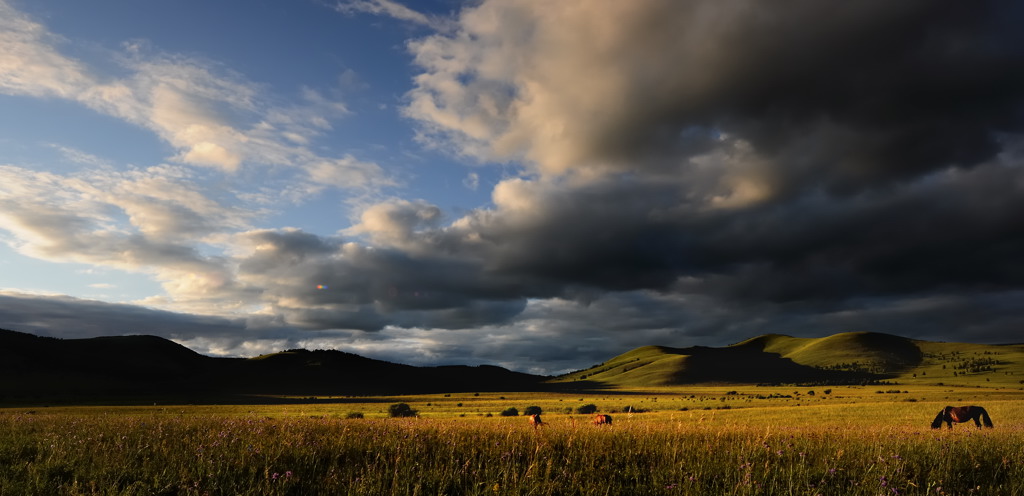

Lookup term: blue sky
[2,0,1024,375]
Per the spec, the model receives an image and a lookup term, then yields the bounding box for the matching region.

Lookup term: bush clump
[388,403,418,418]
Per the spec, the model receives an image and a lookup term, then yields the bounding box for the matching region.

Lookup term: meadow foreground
[2,388,1023,495]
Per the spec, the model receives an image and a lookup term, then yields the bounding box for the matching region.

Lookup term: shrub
[523,406,543,416]
[388,403,418,418]
[576,404,598,414]
[345,412,364,419]
[500,407,519,417]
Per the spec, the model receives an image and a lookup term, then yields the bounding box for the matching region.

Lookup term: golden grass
[3,385,1024,495]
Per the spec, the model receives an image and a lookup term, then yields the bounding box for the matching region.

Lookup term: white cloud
[0,1,386,185]
[48,144,113,168]
[347,199,442,249]
[462,172,479,191]
[0,1,93,98]
[0,164,257,314]
[334,0,453,31]
[305,155,392,191]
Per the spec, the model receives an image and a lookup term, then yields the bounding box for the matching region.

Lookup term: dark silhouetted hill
[0,329,544,403]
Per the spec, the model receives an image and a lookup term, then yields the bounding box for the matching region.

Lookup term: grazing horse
[930,405,993,429]
[592,414,612,426]
[528,414,544,429]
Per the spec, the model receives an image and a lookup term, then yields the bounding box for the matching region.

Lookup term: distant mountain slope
[0,329,544,402]
[236,348,542,395]
[734,332,924,374]
[554,331,1024,387]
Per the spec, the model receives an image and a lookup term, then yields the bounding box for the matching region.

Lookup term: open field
[3,385,1024,495]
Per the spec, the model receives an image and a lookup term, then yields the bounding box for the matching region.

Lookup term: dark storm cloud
[390,0,1024,346]
[635,0,1024,193]
[234,228,532,331]
[224,154,1024,338]
[420,161,1023,305]
[670,164,1024,303]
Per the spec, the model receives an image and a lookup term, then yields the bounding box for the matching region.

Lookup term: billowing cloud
[396,0,1024,307]
[406,0,1024,193]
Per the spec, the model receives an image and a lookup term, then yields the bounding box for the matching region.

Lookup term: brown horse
[930,405,993,429]
[528,414,544,429]
[592,414,612,426]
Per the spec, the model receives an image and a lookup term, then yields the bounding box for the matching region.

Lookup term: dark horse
[930,406,993,429]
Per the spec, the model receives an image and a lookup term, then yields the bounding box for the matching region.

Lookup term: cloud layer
[2,0,1024,374]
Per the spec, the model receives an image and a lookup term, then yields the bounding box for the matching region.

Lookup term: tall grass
[2,404,1024,495]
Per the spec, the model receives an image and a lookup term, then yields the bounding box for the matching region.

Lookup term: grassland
[3,384,1024,495]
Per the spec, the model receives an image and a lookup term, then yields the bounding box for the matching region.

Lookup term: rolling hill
[553,331,1024,387]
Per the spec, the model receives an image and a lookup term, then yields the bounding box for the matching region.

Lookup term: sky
[1,0,1024,376]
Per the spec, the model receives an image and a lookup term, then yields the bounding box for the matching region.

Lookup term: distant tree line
[953,357,1002,374]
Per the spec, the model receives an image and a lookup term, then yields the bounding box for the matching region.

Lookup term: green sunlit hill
[553,332,1024,387]
[735,332,924,374]
[0,329,544,403]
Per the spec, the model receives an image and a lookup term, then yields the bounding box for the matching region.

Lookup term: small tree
[524,406,543,416]
[388,403,418,418]
[500,407,519,417]
[576,404,598,414]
